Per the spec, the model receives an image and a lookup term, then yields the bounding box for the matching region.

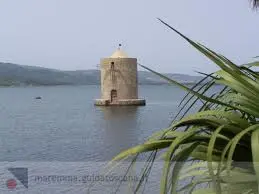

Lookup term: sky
[0,0,258,75]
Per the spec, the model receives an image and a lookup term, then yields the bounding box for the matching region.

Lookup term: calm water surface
[0,85,186,162]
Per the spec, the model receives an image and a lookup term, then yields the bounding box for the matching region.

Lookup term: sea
[0,85,203,193]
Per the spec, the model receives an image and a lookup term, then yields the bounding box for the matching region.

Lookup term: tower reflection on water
[97,106,143,158]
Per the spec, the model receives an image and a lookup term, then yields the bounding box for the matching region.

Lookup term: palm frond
[250,0,259,8]
[107,19,259,194]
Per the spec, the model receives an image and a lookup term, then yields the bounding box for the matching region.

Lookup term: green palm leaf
[107,19,259,194]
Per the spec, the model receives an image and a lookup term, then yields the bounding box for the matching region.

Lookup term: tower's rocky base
[94,99,146,106]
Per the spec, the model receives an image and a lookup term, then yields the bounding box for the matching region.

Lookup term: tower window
[111,62,114,70]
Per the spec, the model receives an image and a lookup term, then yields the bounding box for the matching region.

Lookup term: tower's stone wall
[95,47,145,106]
[100,58,138,100]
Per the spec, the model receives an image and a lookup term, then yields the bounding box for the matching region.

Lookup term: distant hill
[0,62,203,86]
[137,71,202,85]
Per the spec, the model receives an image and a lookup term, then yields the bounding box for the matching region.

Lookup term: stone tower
[95,45,145,106]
